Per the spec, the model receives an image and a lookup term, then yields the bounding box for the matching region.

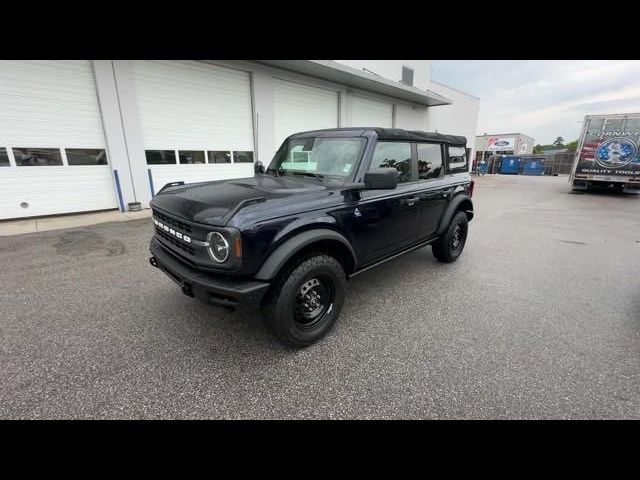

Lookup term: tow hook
[149,256,159,268]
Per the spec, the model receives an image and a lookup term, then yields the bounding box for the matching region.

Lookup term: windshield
[268,137,367,179]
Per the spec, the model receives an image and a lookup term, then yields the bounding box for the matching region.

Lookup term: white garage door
[348,95,393,128]
[0,60,117,220]
[130,60,255,191]
[273,79,339,155]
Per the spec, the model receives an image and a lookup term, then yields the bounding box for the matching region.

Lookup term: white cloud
[432,60,640,144]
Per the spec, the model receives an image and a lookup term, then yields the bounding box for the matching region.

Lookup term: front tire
[261,254,346,348]
[432,211,469,263]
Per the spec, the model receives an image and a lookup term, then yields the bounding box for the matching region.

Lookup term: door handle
[441,189,454,198]
[405,196,420,206]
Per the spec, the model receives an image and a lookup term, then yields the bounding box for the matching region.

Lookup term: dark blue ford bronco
[149,128,474,347]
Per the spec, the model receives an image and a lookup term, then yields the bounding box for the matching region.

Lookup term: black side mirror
[364,168,398,190]
[254,161,265,174]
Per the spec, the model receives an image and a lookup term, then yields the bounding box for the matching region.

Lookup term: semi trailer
[570,113,640,192]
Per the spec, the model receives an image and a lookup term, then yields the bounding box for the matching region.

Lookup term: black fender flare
[436,194,474,236]
[255,229,357,281]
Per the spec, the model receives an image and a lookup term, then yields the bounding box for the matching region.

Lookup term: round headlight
[208,232,229,263]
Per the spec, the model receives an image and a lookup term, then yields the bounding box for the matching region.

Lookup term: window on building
[0,147,9,166]
[66,148,108,165]
[208,151,231,163]
[233,151,254,163]
[14,148,63,166]
[417,143,443,180]
[369,142,412,183]
[178,151,205,164]
[145,150,176,164]
[448,146,468,173]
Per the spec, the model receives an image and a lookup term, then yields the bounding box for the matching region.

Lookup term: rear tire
[572,180,589,192]
[261,254,346,348]
[432,211,469,263]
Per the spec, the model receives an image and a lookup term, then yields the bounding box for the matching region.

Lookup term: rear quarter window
[447,146,468,173]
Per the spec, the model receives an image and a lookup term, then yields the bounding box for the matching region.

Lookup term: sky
[431,60,640,145]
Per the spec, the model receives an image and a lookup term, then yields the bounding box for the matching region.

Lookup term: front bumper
[149,238,270,310]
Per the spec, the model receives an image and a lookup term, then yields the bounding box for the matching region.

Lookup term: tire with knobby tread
[261,253,346,348]
[432,211,469,263]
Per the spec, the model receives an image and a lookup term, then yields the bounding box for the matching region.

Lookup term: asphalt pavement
[1,174,639,419]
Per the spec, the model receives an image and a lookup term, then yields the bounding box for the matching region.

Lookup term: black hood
[150,174,337,225]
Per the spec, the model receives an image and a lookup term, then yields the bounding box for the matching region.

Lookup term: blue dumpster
[522,157,545,176]
[500,156,520,174]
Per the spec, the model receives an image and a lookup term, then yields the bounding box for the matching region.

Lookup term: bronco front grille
[155,227,195,256]
[153,210,192,234]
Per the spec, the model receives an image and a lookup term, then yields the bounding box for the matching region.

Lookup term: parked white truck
[570,113,640,192]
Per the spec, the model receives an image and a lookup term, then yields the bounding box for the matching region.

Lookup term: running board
[348,237,437,279]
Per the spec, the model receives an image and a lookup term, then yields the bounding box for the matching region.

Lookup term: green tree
[565,140,578,151]
[553,136,565,147]
[534,143,561,153]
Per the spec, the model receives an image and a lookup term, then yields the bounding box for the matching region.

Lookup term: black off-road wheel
[432,211,469,263]
[261,254,346,348]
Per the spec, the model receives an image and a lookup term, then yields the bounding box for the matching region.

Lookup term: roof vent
[401,66,414,86]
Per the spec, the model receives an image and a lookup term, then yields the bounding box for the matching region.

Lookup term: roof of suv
[288,127,467,146]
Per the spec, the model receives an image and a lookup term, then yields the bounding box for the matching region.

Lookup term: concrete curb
[0,209,152,237]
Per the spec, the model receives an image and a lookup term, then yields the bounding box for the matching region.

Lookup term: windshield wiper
[289,171,324,181]
[265,166,279,177]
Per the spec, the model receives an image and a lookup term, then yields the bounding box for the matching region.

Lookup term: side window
[66,149,108,165]
[417,143,442,180]
[0,147,10,166]
[208,151,231,163]
[369,142,412,183]
[145,150,176,165]
[233,151,254,163]
[178,151,205,164]
[14,148,63,166]
[447,145,468,173]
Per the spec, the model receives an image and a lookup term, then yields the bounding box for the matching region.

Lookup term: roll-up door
[0,60,117,219]
[273,79,339,154]
[130,60,255,192]
[348,95,393,128]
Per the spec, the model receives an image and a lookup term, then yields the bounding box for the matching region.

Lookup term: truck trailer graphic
[570,114,640,191]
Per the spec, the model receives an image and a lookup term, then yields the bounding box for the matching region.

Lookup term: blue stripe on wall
[148,168,155,197]
[113,170,126,212]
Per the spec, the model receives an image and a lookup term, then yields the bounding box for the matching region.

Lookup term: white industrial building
[475,132,535,160]
[0,60,479,220]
